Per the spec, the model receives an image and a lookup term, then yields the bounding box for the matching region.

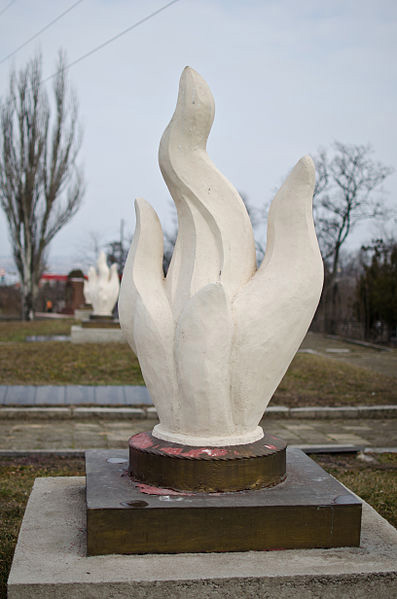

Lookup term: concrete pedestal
[8,476,397,598]
[74,308,93,320]
[71,324,125,343]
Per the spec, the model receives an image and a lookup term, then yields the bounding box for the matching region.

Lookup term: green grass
[0,318,75,342]
[0,453,396,598]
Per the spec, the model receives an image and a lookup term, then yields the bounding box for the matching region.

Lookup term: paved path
[301,332,397,378]
[0,384,152,405]
[0,416,395,451]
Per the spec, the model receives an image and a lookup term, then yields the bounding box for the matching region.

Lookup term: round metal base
[128,430,287,493]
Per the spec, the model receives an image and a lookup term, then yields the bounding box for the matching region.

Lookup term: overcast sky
[0,0,396,274]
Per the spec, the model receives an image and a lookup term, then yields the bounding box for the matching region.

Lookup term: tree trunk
[21,286,34,321]
[20,264,38,321]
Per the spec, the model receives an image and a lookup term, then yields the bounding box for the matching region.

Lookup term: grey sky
[0,0,396,273]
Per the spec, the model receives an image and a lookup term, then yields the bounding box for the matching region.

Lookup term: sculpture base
[152,423,264,447]
[129,431,286,492]
[85,447,362,556]
[74,307,93,320]
[82,316,119,328]
[70,325,124,343]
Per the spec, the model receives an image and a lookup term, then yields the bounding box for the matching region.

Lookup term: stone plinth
[70,324,125,343]
[8,476,397,598]
[74,307,93,320]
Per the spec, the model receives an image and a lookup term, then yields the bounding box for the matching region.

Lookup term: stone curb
[1,405,396,419]
[1,446,396,458]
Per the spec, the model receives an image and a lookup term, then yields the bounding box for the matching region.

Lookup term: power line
[1,0,182,108]
[0,0,84,66]
[43,0,181,82]
[0,0,16,18]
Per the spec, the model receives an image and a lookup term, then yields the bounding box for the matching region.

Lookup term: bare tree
[312,142,393,333]
[0,51,84,319]
[73,230,104,272]
[106,219,132,274]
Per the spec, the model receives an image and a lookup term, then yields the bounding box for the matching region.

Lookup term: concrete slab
[35,385,65,405]
[3,386,36,405]
[70,325,125,343]
[94,385,126,405]
[125,385,153,405]
[0,385,8,403]
[8,477,397,599]
[65,385,95,404]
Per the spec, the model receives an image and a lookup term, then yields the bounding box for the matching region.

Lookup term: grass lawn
[0,456,84,599]
[0,319,396,405]
[0,318,75,342]
[273,354,397,407]
[311,452,397,530]
[0,342,144,385]
[0,452,396,598]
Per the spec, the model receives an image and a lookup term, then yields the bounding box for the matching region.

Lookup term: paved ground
[1,332,395,451]
[301,332,397,378]
[0,384,151,406]
[1,416,395,450]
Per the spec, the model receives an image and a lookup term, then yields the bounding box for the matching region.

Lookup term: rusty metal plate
[128,431,287,492]
[85,448,362,556]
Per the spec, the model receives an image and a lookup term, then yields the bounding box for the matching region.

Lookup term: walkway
[0,416,395,451]
[301,332,397,378]
[0,384,151,405]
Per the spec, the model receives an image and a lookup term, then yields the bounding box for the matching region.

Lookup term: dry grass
[0,342,143,385]
[0,320,396,406]
[0,318,74,342]
[312,452,397,529]
[272,354,397,406]
[0,456,84,599]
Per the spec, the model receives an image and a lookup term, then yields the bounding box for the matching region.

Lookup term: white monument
[11,68,393,596]
[119,67,324,446]
[71,251,122,342]
[84,251,120,317]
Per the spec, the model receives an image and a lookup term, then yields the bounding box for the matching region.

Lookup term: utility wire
[0,0,84,65]
[0,0,16,18]
[43,0,181,82]
[1,0,182,108]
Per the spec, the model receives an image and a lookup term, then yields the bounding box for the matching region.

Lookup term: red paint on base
[161,447,184,456]
[136,482,193,496]
[132,432,153,450]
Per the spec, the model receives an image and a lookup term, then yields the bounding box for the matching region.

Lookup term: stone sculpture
[84,251,120,317]
[119,67,323,447]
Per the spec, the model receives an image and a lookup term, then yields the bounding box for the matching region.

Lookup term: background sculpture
[84,251,120,317]
[119,67,324,447]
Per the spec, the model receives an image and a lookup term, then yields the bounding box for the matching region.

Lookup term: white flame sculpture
[119,67,324,447]
[84,251,120,317]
